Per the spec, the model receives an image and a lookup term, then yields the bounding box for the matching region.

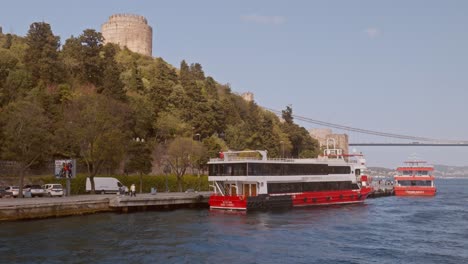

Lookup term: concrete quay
[0,192,210,221]
[110,192,210,213]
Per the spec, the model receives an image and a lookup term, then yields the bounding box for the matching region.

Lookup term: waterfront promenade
[0,192,210,221]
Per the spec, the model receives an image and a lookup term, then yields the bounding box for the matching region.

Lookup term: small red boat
[394,159,436,196]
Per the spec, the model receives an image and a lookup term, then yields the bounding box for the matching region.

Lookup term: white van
[86,177,128,194]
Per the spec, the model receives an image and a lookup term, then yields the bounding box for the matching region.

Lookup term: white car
[4,186,20,197]
[23,185,47,197]
[43,184,64,197]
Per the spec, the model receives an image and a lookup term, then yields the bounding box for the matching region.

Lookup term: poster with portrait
[54,159,76,179]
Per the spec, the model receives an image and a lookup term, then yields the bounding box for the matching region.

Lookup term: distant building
[101,14,153,57]
[0,26,3,35]
[309,128,349,155]
[241,92,254,102]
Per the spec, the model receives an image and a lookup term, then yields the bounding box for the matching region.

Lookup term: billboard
[54,159,76,179]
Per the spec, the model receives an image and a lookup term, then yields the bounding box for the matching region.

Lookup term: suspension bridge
[264,107,468,147]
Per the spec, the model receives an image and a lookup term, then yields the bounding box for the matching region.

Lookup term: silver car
[24,185,47,197]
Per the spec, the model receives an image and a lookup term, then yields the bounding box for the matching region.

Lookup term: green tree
[282,105,294,124]
[280,106,320,158]
[125,139,153,193]
[128,61,145,94]
[148,58,178,115]
[62,29,104,85]
[166,137,204,192]
[202,135,228,159]
[190,63,205,81]
[0,100,52,197]
[99,44,126,101]
[0,49,19,91]
[62,93,129,193]
[179,60,190,85]
[0,69,34,107]
[23,22,62,84]
[2,34,12,49]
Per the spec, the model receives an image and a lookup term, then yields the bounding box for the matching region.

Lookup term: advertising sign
[54,159,76,179]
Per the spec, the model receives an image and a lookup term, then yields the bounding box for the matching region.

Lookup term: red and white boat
[208,145,372,211]
[394,159,436,196]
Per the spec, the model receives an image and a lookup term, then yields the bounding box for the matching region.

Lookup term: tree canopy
[0,22,320,191]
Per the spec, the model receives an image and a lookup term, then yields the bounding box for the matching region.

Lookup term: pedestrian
[130,184,136,197]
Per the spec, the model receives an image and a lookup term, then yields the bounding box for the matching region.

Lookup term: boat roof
[209,150,365,166]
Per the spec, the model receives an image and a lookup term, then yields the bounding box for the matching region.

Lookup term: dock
[109,192,209,213]
[0,192,210,221]
[368,181,394,198]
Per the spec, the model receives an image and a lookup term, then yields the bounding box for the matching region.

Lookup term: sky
[1,0,468,168]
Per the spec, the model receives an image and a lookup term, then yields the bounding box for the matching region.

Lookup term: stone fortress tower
[309,128,349,155]
[101,14,153,57]
[241,92,254,102]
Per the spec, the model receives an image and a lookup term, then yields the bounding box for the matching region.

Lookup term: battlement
[107,14,148,25]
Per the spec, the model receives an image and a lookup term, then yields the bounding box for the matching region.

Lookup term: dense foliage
[0,22,319,190]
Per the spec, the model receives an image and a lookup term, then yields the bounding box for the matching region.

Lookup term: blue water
[1,179,467,264]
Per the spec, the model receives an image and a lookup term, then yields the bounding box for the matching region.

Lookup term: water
[1,179,467,264]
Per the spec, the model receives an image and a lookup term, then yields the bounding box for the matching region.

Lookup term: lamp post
[194,133,201,190]
[163,164,171,192]
[280,141,285,159]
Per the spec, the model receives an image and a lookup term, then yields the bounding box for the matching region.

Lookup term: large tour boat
[394,159,436,196]
[208,144,372,211]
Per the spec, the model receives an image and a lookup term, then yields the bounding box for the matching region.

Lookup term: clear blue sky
[2,0,468,168]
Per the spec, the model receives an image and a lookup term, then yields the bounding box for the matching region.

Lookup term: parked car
[23,184,47,197]
[0,186,8,198]
[43,184,64,197]
[4,186,20,198]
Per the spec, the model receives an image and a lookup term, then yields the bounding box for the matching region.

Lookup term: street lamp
[194,133,201,190]
[280,141,285,158]
[163,164,171,192]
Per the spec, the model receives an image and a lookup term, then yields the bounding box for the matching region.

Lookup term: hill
[0,22,320,181]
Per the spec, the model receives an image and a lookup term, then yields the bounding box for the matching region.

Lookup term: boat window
[268,181,355,194]
[209,163,248,176]
[209,163,350,176]
[328,166,351,174]
[398,180,432,186]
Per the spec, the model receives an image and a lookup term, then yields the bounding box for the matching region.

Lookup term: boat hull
[209,187,372,211]
[394,187,436,196]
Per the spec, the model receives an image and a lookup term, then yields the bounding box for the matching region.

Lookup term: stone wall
[309,128,349,155]
[101,14,153,56]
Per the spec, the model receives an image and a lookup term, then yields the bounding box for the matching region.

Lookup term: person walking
[130,184,136,197]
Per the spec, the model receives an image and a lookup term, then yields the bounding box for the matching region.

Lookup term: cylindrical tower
[101,14,153,57]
